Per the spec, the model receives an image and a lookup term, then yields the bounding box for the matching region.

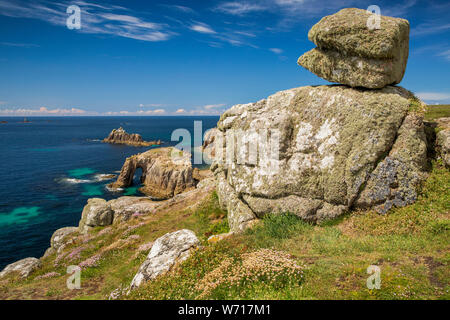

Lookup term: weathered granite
[130,229,200,289]
[103,127,161,147]
[298,8,409,88]
[0,258,41,279]
[213,85,428,232]
[109,147,198,199]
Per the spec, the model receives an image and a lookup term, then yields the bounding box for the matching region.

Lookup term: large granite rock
[212,85,428,232]
[103,127,161,147]
[436,118,450,167]
[298,8,409,88]
[0,257,41,279]
[130,229,200,289]
[79,198,114,233]
[110,147,198,199]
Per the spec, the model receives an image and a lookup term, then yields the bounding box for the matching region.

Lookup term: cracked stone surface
[212,85,428,232]
[130,229,200,289]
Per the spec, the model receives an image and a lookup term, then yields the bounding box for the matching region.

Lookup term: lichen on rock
[213,85,428,232]
[297,8,409,88]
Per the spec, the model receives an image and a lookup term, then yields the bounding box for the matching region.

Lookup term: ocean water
[0,116,218,269]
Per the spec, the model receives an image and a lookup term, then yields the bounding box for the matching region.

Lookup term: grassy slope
[0,105,449,300]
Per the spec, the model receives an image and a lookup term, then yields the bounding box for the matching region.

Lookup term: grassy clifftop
[0,105,448,300]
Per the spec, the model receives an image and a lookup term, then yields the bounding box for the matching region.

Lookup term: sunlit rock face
[298,8,410,89]
[212,85,428,232]
[109,147,197,200]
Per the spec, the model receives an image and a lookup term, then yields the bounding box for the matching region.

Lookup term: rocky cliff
[103,127,161,147]
[109,147,198,199]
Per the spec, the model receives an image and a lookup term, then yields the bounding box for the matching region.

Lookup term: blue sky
[0,0,449,116]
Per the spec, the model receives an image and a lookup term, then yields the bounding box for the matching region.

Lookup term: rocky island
[103,127,161,147]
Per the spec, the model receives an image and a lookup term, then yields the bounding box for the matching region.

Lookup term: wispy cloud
[412,22,450,37]
[437,49,450,61]
[164,5,196,14]
[269,48,283,54]
[0,0,176,42]
[190,22,216,34]
[0,106,87,116]
[214,2,266,16]
[416,92,450,102]
[103,108,167,116]
[0,42,40,48]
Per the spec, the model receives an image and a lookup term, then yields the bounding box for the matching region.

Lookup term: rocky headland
[103,127,161,147]
[1,8,448,300]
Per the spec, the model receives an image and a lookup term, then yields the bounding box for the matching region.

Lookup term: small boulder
[298,8,409,88]
[50,227,79,252]
[0,257,41,279]
[130,229,200,289]
[79,198,114,233]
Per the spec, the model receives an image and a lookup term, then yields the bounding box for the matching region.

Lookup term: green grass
[425,104,450,120]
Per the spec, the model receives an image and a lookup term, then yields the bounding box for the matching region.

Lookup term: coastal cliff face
[103,127,161,147]
[110,147,198,199]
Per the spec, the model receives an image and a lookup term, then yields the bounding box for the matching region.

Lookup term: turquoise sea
[0,116,218,269]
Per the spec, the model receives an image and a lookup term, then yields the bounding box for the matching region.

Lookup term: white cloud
[175,108,187,113]
[215,2,266,16]
[0,42,39,48]
[0,0,175,42]
[190,23,216,34]
[203,104,226,110]
[416,92,450,102]
[0,106,87,116]
[104,109,167,116]
[412,23,450,37]
[269,48,283,54]
[437,49,450,61]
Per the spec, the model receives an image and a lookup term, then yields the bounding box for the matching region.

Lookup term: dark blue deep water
[0,116,218,269]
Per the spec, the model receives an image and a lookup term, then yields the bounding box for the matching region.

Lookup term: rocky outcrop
[212,85,428,232]
[79,198,114,234]
[436,118,450,167]
[109,147,198,199]
[202,128,218,160]
[43,227,79,257]
[103,127,161,147]
[0,257,41,279]
[298,8,409,88]
[130,229,200,289]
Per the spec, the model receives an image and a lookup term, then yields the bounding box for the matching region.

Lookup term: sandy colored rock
[110,147,198,199]
[79,198,114,233]
[298,8,409,88]
[103,127,161,147]
[213,85,428,232]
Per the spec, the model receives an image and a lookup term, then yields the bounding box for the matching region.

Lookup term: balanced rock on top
[298,8,410,88]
